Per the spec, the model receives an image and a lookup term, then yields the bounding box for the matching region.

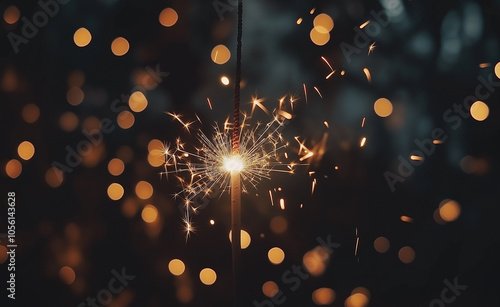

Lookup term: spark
[269,190,274,206]
[221,76,230,85]
[326,71,335,79]
[368,42,376,55]
[210,219,215,225]
[311,178,317,195]
[401,216,413,223]
[164,107,307,231]
[433,140,444,144]
[207,98,213,110]
[360,137,367,147]
[251,96,269,116]
[355,237,360,256]
[410,155,423,161]
[296,18,303,25]
[340,70,345,76]
[321,56,334,71]
[303,83,308,104]
[313,86,323,98]
[279,198,285,210]
[361,117,366,127]
[479,63,490,68]
[277,109,292,120]
[359,20,370,29]
[363,68,371,83]
[310,7,316,14]
[324,121,329,128]
[334,165,339,170]
[166,112,194,132]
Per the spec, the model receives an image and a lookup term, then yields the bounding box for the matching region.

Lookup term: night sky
[1,0,500,306]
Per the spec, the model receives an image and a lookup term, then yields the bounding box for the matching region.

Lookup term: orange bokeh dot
[4,6,20,24]
[111,37,130,56]
[159,8,178,27]
[5,159,22,179]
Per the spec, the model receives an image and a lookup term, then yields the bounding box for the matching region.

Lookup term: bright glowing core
[223,155,244,172]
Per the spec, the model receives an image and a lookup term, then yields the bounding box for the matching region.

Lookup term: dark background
[1,0,500,306]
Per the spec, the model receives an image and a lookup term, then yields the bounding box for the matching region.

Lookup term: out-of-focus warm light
[111,37,130,56]
[121,197,138,218]
[59,266,76,285]
[177,286,193,303]
[82,116,100,131]
[117,111,135,129]
[5,159,22,179]
[211,45,231,64]
[345,292,369,307]
[22,104,40,123]
[312,287,336,305]
[262,281,279,298]
[351,287,371,300]
[199,268,217,285]
[141,204,158,223]
[108,158,125,176]
[148,139,164,153]
[4,6,20,24]
[67,87,84,106]
[73,27,92,47]
[439,199,461,222]
[374,236,390,253]
[129,91,148,112]
[159,8,178,27]
[220,76,230,85]
[209,219,215,225]
[45,167,63,187]
[310,28,330,46]
[59,112,79,132]
[303,247,329,276]
[410,155,424,161]
[135,181,153,199]
[400,215,413,223]
[223,155,243,172]
[268,247,285,265]
[495,62,500,79]
[0,245,7,264]
[229,230,251,249]
[107,183,124,201]
[313,13,334,33]
[433,208,446,225]
[67,70,85,87]
[148,153,165,167]
[374,98,393,117]
[270,216,288,234]
[470,101,489,121]
[169,259,185,276]
[398,246,416,264]
[18,141,35,160]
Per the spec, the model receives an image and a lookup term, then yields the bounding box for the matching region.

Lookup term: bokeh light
[168,259,185,276]
[312,287,336,305]
[17,141,35,160]
[268,247,285,265]
[0,245,7,264]
[67,87,84,106]
[220,76,230,85]
[117,111,135,129]
[108,158,125,176]
[303,246,329,276]
[199,268,217,285]
[135,181,153,200]
[374,98,393,117]
[310,28,330,46]
[129,91,148,112]
[59,112,79,132]
[45,167,63,188]
[373,236,390,253]
[5,159,22,179]
[345,292,369,307]
[398,246,416,264]
[107,183,124,201]
[313,13,334,33]
[228,229,252,249]
[211,45,231,64]
[495,62,500,79]
[159,8,178,27]
[262,281,279,298]
[22,104,40,123]
[59,266,76,285]
[470,100,489,121]
[141,204,158,223]
[270,216,287,234]
[73,27,92,47]
[3,6,20,24]
[439,199,461,222]
[111,37,130,56]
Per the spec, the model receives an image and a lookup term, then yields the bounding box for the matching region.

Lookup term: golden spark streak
[363,68,371,83]
[326,71,335,79]
[310,8,316,14]
[296,18,303,25]
[433,140,444,144]
[368,42,376,55]
[207,98,213,110]
[410,155,424,161]
[479,63,491,68]
[360,137,367,147]
[311,178,317,195]
[324,121,329,128]
[361,117,366,127]
[303,84,308,104]
[279,198,285,210]
[269,190,274,206]
[359,20,370,29]
[313,86,323,98]
[321,56,334,71]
